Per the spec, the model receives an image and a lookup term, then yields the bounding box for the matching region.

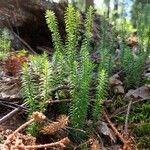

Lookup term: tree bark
[114,0,119,19]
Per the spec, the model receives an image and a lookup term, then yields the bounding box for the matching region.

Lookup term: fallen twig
[0,100,27,110]
[125,99,132,136]
[0,102,16,109]
[5,112,45,142]
[19,137,70,149]
[111,98,150,118]
[48,99,71,104]
[11,30,37,54]
[0,103,26,124]
[103,109,135,150]
[1,112,70,150]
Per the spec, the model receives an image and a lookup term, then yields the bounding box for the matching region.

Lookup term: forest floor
[0,46,150,150]
[0,2,150,149]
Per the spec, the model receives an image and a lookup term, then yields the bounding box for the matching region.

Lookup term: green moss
[137,137,150,149]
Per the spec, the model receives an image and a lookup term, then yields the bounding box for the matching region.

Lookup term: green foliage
[133,124,150,137]
[121,47,145,88]
[120,24,148,89]
[91,12,113,123]
[22,53,51,136]
[65,5,80,69]
[130,102,150,123]
[132,1,150,28]
[99,13,114,77]
[29,53,52,107]
[0,30,11,60]
[45,10,66,88]
[118,2,150,89]
[130,102,150,149]
[137,136,150,149]
[70,6,94,129]
[46,6,95,130]
[22,63,38,113]
[92,69,108,123]
[45,11,64,53]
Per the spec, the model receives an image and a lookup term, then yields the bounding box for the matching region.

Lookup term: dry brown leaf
[110,74,124,94]
[125,85,150,99]
[97,121,117,143]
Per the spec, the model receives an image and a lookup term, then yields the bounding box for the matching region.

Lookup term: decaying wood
[0,0,111,53]
[0,0,68,51]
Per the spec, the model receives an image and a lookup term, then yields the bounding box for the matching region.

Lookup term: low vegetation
[0,1,150,149]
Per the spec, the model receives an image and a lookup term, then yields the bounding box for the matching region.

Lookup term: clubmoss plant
[92,69,108,123]
[70,6,94,129]
[46,5,94,130]
[22,53,51,136]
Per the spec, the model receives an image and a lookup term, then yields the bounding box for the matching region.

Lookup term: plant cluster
[112,4,150,149]
[22,52,51,136]
[46,5,109,132]
[20,4,110,137]
[20,4,150,148]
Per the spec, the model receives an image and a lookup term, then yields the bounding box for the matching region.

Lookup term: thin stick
[21,137,69,149]
[6,19,37,54]
[0,103,26,124]
[49,99,71,103]
[0,102,16,109]
[103,109,135,149]
[6,118,34,142]
[103,110,127,144]
[0,100,27,110]
[111,98,149,118]
[12,31,37,54]
[125,99,132,136]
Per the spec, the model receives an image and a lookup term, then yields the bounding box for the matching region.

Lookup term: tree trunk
[104,0,110,18]
[114,0,119,19]
[107,1,110,18]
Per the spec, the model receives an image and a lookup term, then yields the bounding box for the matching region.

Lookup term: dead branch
[5,112,46,142]
[103,110,135,150]
[0,100,27,110]
[0,103,26,124]
[19,137,70,149]
[0,112,70,150]
[11,30,37,54]
[111,98,150,118]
